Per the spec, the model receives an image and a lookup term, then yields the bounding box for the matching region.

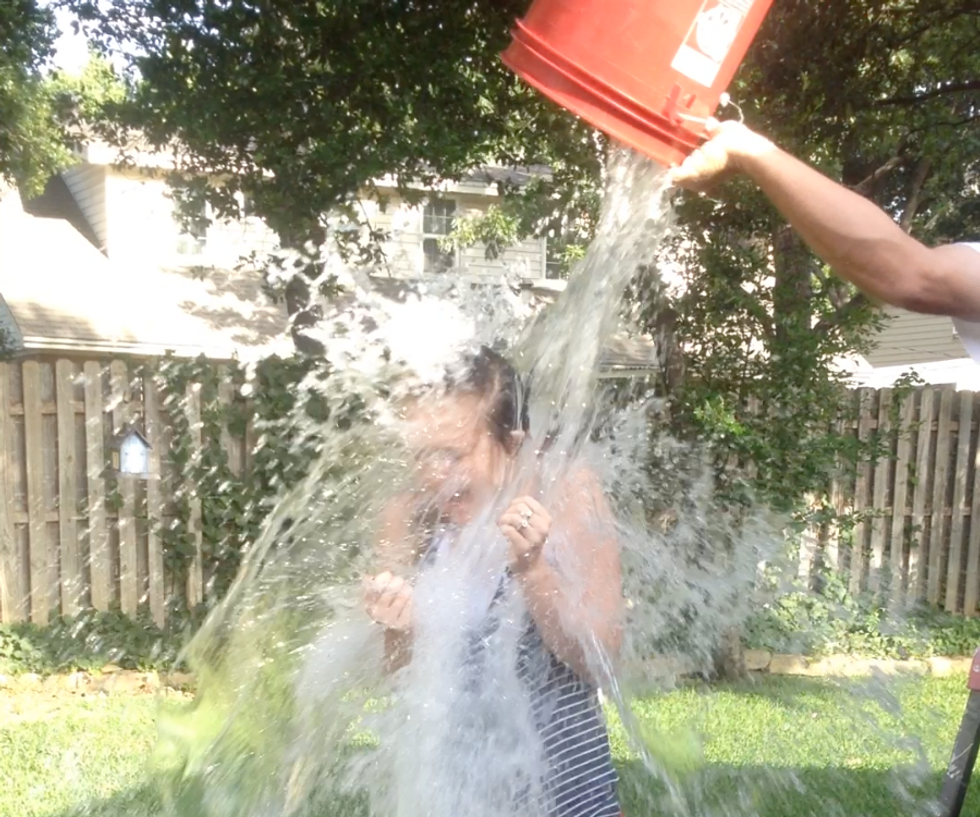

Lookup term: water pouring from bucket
[501,0,775,167]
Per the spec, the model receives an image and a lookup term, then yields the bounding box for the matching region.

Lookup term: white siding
[206,211,279,263]
[371,191,545,279]
[459,237,545,279]
[373,195,422,276]
[104,169,278,268]
[62,164,107,250]
[865,308,967,367]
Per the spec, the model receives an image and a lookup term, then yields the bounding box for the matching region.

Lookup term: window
[422,199,456,273]
[175,199,209,256]
[545,238,565,280]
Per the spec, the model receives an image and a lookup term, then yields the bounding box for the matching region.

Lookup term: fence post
[910,387,936,602]
[185,382,204,608]
[110,361,139,616]
[84,362,110,612]
[851,388,874,595]
[888,393,915,612]
[869,388,892,593]
[947,391,974,613]
[0,362,24,622]
[929,386,955,605]
[143,369,166,626]
[55,360,81,616]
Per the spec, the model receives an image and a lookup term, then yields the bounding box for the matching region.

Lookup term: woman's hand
[364,571,414,631]
[499,496,552,574]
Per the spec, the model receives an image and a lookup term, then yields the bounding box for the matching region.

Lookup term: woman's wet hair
[446,346,530,446]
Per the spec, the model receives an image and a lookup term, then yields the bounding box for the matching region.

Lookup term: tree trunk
[713,625,747,681]
[772,223,815,340]
[276,222,329,356]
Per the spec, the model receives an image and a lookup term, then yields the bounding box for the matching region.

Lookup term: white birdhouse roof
[113,427,152,449]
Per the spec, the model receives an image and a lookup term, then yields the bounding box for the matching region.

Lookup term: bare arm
[510,470,623,681]
[672,120,980,320]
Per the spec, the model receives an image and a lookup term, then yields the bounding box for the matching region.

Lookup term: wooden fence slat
[84,362,112,611]
[110,361,139,616]
[218,368,243,477]
[928,386,955,605]
[143,372,166,626]
[84,362,110,611]
[0,362,24,621]
[946,391,974,613]
[185,382,204,608]
[825,407,849,573]
[888,394,915,609]
[850,388,874,595]
[869,389,892,593]
[965,393,980,617]
[244,398,258,474]
[55,361,81,615]
[22,361,51,623]
[910,388,935,601]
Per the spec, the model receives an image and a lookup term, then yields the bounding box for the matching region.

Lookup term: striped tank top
[422,534,620,817]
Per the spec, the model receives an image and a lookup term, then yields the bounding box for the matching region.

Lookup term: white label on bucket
[671,0,752,88]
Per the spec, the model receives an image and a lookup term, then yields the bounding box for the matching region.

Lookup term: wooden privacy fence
[799,386,980,616]
[3,360,980,624]
[0,357,251,627]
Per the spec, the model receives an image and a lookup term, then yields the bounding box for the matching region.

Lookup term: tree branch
[877,79,980,108]
[850,156,905,196]
[814,292,872,334]
[900,157,932,233]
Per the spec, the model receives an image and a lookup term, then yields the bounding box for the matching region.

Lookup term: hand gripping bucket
[501,0,774,166]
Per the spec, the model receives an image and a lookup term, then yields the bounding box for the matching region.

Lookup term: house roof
[21,175,101,250]
[0,196,291,360]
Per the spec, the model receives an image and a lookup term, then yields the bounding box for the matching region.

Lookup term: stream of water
[152,148,941,817]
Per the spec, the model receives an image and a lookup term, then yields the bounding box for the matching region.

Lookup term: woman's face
[405,392,513,525]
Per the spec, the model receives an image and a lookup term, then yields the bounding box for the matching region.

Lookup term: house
[0,146,291,362]
[0,140,657,373]
[848,308,980,391]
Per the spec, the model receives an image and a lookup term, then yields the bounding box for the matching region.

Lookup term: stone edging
[745,650,976,678]
[0,666,195,695]
[1,654,976,695]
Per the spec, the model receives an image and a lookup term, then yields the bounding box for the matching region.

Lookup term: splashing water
[154,149,942,817]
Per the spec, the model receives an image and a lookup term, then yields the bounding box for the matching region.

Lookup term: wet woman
[363,346,623,817]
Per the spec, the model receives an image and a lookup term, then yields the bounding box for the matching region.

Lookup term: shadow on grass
[618,761,972,817]
[697,673,940,715]
[49,764,977,817]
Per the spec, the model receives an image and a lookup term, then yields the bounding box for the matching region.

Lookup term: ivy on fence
[155,354,328,613]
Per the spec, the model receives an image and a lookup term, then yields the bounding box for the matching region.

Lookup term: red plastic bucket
[501,0,774,167]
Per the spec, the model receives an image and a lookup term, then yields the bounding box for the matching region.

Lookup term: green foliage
[0,609,184,675]
[0,0,63,195]
[745,572,980,659]
[0,0,122,197]
[443,205,521,261]
[156,353,328,603]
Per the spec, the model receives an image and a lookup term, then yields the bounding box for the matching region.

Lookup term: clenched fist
[364,571,414,631]
[670,118,775,192]
[499,495,552,574]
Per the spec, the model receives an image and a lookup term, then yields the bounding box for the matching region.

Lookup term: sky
[49,5,91,74]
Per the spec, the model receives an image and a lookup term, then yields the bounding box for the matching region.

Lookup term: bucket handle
[676,93,744,127]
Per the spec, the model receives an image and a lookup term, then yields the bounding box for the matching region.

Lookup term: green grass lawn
[1,674,977,817]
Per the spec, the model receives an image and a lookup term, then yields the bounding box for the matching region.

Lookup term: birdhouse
[110,426,152,478]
